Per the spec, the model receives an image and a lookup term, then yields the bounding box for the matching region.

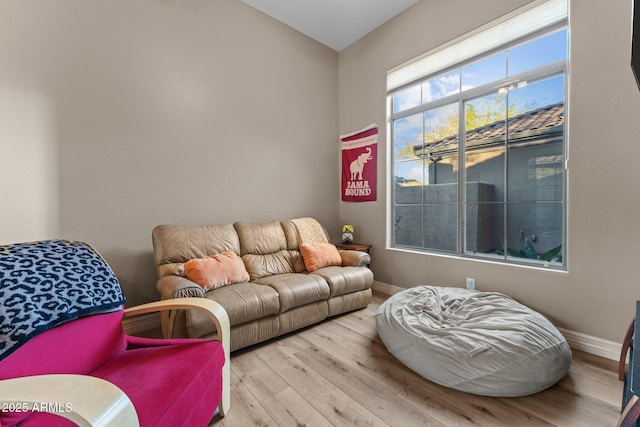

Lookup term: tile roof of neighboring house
[415,102,564,156]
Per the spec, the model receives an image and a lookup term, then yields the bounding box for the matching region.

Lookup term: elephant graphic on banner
[349,147,373,181]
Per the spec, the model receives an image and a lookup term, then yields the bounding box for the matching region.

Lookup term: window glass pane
[420,102,459,252]
[395,206,422,248]
[395,160,424,204]
[507,145,563,202]
[422,103,459,188]
[465,92,507,133]
[461,53,507,91]
[464,91,506,257]
[393,84,422,113]
[422,69,461,104]
[463,91,507,258]
[466,149,505,200]
[425,103,459,143]
[507,74,565,117]
[424,161,459,204]
[505,202,563,264]
[394,113,423,161]
[465,201,503,255]
[508,29,567,76]
[507,76,565,202]
[464,164,503,254]
[424,203,457,252]
[465,156,503,256]
[464,91,507,200]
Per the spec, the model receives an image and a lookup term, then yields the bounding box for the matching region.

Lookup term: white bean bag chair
[375,286,571,396]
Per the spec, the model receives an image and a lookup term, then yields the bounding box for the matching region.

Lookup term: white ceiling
[241,0,418,52]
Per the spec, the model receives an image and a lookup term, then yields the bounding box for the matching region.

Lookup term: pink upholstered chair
[0,240,230,426]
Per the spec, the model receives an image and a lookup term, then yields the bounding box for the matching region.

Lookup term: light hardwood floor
[209,292,623,427]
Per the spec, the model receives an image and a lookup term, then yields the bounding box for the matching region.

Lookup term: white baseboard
[372,280,405,296]
[372,281,622,361]
[557,327,621,361]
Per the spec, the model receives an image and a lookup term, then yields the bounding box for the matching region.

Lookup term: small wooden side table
[335,243,371,253]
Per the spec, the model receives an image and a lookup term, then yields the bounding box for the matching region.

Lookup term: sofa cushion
[186,282,281,337]
[300,243,342,272]
[310,266,374,298]
[235,221,295,279]
[184,251,250,291]
[223,316,277,351]
[278,301,329,335]
[234,221,288,255]
[152,224,241,277]
[327,289,372,316]
[241,251,297,281]
[255,273,330,312]
[280,220,306,273]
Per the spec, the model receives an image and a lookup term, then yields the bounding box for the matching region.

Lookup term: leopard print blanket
[0,240,125,360]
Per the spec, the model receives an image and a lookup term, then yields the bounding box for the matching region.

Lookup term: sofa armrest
[156,275,205,300]
[123,298,230,417]
[339,250,371,267]
[0,374,139,427]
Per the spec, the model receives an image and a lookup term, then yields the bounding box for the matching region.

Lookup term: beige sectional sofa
[152,218,373,351]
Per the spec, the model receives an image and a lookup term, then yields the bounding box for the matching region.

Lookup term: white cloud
[393,85,421,112]
[423,72,460,102]
[393,113,422,135]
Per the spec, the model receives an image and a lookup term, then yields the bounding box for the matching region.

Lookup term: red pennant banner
[341,124,377,202]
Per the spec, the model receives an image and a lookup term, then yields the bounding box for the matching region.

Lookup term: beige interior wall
[0,0,339,305]
[338,0,640,343]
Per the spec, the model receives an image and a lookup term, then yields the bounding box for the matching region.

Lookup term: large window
[389,0,568,269]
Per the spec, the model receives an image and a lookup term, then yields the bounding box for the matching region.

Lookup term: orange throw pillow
[300,243,342,272]
[184,251,250,291]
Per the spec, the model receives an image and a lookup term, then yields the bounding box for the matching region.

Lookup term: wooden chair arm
[0,374,139,427]
[123,298,230,416]
[619,395,640,427]
[620,320,635,381]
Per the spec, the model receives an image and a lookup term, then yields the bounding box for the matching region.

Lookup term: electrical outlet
[466,278,475,290]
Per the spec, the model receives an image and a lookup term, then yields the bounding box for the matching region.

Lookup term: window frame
[387,8,569,271]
